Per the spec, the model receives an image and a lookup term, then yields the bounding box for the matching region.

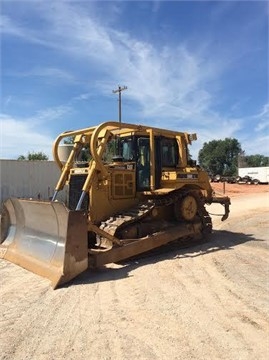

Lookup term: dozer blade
[0,198,88,289]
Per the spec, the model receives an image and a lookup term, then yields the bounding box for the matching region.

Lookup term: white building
[0,160,68,204]
[238,166,269,184]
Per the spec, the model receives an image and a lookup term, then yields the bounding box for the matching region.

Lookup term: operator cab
[107,135,180,191]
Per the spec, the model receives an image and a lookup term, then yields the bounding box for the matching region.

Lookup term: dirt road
[1,191,269,360]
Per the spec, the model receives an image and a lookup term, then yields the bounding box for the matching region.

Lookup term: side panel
[111,169,136,199]
[89,168,138,223]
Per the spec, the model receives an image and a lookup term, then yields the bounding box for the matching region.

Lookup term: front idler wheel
[174,195,198,221]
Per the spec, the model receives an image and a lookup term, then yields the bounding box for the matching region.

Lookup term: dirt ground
[211,181,269,198]
[0,184,269,360]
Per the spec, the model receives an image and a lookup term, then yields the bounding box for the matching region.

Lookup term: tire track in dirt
[93,266,159,359]
[0,192,268,360]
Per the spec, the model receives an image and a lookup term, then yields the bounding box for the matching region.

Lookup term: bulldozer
[0,121,230,288]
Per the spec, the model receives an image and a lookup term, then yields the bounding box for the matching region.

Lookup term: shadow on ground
[67,229,264,287]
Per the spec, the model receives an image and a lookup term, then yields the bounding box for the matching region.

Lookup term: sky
[1,0,268,161]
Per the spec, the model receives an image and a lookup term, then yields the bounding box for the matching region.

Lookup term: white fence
[0,160,68,205]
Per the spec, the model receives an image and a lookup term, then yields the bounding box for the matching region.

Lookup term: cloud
[0,14,24,37]
[254,103,269,132]
[1,1,267,160]
[241,133,269,157]
[0,13,57,48]
[187,114,244,159]
[34,105,72,121]
[9,67,76,83]
[0,114,54,159]
[72,93,93,101]
[2,2,220,126]
[239,103,269,156]
[0,105,72,159]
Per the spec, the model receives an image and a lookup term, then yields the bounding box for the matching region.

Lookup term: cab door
[136,137,150,191]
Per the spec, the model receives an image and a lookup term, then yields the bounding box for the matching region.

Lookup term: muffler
[0,198,88,289]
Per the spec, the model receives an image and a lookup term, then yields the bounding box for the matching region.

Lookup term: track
[98,190,212,244]
[0,192,268,360]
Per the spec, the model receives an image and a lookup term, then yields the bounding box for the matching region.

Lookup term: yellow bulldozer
[0,121,230,288]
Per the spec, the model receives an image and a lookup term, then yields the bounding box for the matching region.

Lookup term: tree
[63,136,75,144]
[244,154,269,167]
[62,136,91,162]
[17,151,49,161]
[198,138,241,176]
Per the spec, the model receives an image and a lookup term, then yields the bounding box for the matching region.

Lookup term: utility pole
[112,85,127,124]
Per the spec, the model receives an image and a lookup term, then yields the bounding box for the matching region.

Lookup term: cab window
[161,138,178,167]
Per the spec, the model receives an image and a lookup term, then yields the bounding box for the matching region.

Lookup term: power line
[112,85,128,124]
